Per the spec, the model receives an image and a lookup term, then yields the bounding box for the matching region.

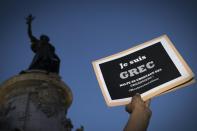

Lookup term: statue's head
[40,35,50,42]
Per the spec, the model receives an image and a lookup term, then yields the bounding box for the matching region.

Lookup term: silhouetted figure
[124,94,152,131]
[26,14,60,73]
[65,118,73,131]
[76,126,84,131]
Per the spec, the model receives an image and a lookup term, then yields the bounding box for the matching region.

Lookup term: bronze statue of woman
[26,14,60,74]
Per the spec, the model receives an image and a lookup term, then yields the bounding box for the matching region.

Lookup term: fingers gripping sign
[124,94,152,131]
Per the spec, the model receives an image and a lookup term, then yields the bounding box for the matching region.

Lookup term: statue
[26,14,60,74]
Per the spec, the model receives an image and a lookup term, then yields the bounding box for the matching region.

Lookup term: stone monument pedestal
[0,70,73,131]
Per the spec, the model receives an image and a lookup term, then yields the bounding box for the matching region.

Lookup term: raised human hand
[26,14,35,25]
[125,93,151,114]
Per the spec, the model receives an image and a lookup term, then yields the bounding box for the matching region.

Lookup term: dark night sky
[0,0,197,131]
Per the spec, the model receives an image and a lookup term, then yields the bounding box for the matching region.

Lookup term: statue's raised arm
[24,14,60,74]
[26,14,37,42]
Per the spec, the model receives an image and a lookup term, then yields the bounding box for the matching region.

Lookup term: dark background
[100,43,181,100]
[0,0,197,131]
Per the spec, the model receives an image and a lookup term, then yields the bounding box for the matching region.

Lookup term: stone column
[0,70,73,131]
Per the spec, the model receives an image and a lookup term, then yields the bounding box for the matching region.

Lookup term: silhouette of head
[40,35,50,42]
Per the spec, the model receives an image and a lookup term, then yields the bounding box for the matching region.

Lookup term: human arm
[124,94,152,131]
[26,14,37,42]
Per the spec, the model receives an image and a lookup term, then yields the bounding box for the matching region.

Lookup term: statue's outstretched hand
[26,14,35,25]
